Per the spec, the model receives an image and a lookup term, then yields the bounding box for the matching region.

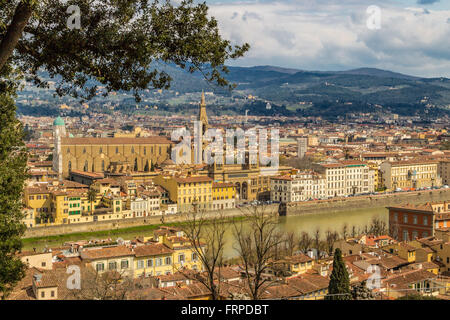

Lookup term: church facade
[52,117,173,178]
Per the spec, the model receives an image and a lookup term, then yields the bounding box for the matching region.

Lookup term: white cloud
[209,1,450,77]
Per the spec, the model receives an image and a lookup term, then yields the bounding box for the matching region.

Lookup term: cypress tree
[325,248,351,300]
[0,92,28,299]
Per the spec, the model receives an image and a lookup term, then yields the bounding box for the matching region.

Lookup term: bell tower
[198,91,209,135]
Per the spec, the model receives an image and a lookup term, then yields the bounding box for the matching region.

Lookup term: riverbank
[22,188,450,249]
[22,214,249,251]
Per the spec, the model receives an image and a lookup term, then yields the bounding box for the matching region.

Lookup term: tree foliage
[0,91,28,299]
[1,0,249,101]
[325,248,351,300]
[0,0,249,299]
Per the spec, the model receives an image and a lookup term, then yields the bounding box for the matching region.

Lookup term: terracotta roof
[80,245,134,260]
[133,243,173,257]
[61,136,173,145]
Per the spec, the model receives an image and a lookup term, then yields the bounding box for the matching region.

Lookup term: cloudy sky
[203,0,450,77]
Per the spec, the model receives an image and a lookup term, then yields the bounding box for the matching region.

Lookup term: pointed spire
[198,91,208,134]
[201,90,205,107]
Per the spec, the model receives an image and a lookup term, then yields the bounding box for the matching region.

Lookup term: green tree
[0,0,248,297]
[0,0,249,100]
[0,92,28,299]
[325,248,351,300]
[87,187,97,215]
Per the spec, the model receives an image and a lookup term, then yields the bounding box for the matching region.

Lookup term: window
[165,257,172,265]
[423,216,428,226]
[41,291,45,298]
[413,216,418,224]
[403,214,408,224]
[96,263,105,272]
[121,260,129,269]
[412,231,418,239]
[403,230,409,241]
[178,254,185,263]
[192,252,198,261]
[137,260,144,269]
[41,262,46,267]
[147,259,153,267]
[51,291,55,297]
[108,262,115,271]
[155,258,162,266]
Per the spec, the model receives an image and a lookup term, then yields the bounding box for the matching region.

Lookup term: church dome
[53,116,65,126]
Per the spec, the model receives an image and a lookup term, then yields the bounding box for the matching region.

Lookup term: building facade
[380,160,441,190]
[52,118,173,178]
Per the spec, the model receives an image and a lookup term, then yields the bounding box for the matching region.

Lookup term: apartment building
[319,160,373,198]
[212,182,236,210]
[153,174,213,212]
[270,172,326,203]
[80,245,135,277]
[388,203,438,241]
[133,243,174,278]
[380,160,441,190]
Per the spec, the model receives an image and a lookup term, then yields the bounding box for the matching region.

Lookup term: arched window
[100,147,103,154]
[116,147,119,154]
[131,147,134,154]
[102,160,105,171]
[83,147,86,154]
[84,161,88,172]
[68,161,72,172]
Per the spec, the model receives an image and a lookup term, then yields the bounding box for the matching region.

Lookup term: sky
[201,0,450,77]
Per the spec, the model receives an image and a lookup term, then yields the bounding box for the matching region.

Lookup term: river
[23,206,388,258]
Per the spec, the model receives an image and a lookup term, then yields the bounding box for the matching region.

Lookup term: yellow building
[24,185,102,225]
[133,243,174,278]
[380,160,441,190]
[159,235,204,273]
[212,182,236,210]
[368,162,382,190]
[384,242,417,263]
[153,174,213,212]
[24,187,52,224]
[153,226,204,273]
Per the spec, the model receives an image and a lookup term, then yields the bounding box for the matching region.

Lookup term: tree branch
[0,1,34,71]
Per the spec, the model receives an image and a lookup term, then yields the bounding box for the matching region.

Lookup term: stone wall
[286,189,450,216]
[23,204,279,238]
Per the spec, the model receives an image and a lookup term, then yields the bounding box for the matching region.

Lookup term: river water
[23,206,388,258]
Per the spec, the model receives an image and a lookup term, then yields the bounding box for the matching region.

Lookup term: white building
[270,172,326,203]
[320,161,372,197]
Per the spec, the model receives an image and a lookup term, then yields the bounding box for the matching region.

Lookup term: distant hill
[16,63,450,119]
